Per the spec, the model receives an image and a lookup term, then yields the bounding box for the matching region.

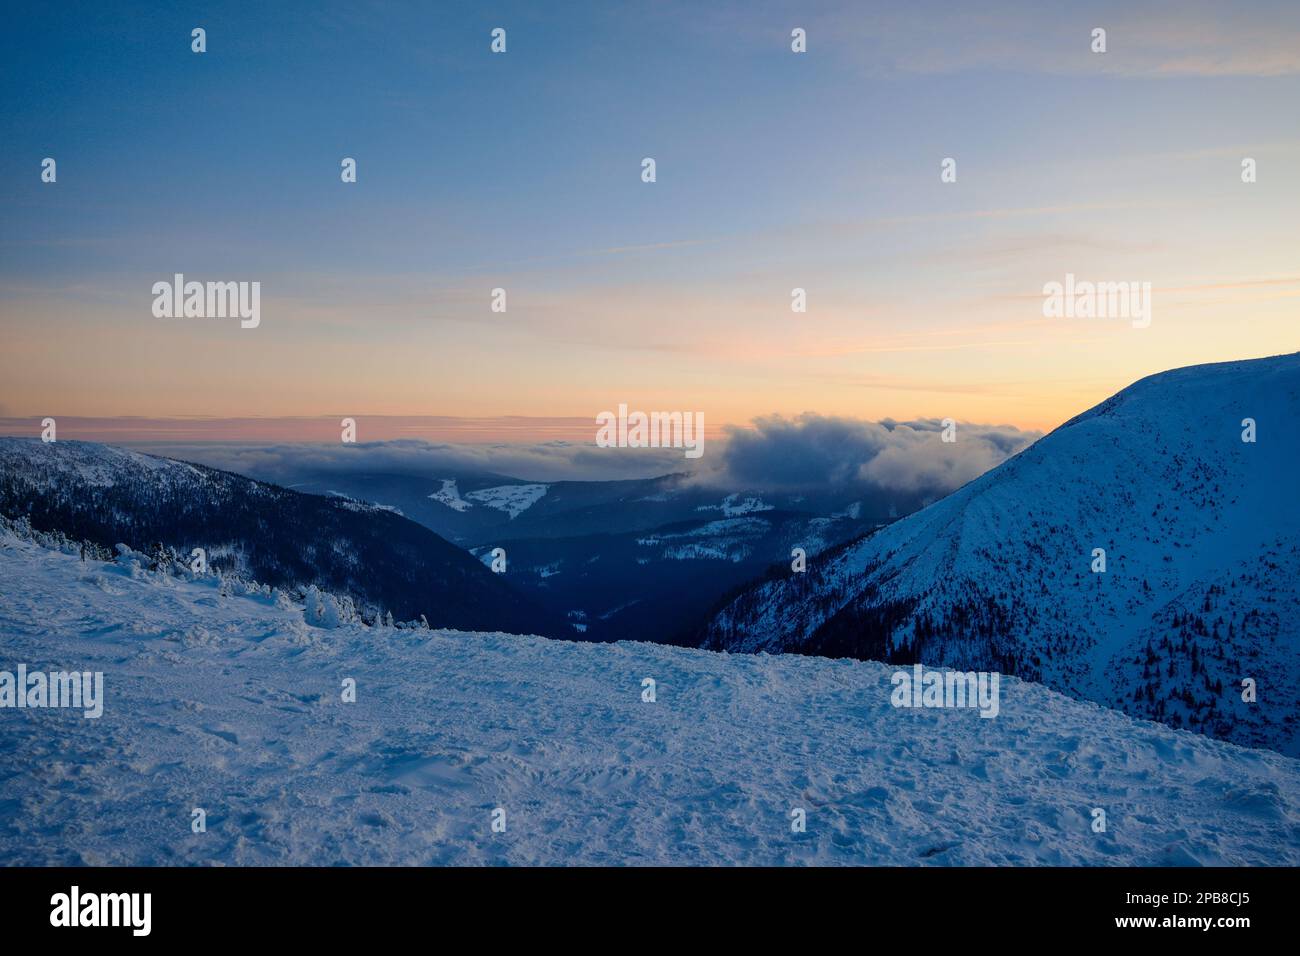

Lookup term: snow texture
[428,479,472,512]
[465,483,550,519]
[2,531,1298,866]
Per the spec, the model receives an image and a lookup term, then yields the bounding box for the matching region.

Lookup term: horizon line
[0,412,1044,444]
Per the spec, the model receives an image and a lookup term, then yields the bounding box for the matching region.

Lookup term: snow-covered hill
[0,438,564,636]
[2,530,1298,865]
[702,353,1300,757]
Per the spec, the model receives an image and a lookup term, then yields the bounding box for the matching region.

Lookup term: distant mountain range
[699,353,1300,756]
[278,468,925,547]
[249,465,922,643]
[474,505,874,643]
[0,439,564,636]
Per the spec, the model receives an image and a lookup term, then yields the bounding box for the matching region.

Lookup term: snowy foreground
[1,533,1298,866]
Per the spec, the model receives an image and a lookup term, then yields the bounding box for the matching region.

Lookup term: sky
[2,0,1298,441]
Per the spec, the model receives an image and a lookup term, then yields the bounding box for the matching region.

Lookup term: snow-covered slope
[702,353,1300,757]
[0,438,565,637]
[464,483,551,518]
[2,530,1298,865]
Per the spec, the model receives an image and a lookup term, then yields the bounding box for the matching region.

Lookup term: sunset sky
[2,0,1298,441]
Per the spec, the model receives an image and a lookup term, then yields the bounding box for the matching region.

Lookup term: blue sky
[2,0,1298,432]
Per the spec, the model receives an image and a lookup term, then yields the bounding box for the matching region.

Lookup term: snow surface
[465,483,550,519]
[637,517,773,562]
[2,531,1298,865]
[428,479,472,512]
[428,481,550,519]
[326,491,404,516]
[696,494,775,517]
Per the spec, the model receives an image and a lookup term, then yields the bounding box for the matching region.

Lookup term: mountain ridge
[701,352,1300,756]
[0,438,566,637]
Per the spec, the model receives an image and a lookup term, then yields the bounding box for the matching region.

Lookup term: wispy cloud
[792,0,1300,78]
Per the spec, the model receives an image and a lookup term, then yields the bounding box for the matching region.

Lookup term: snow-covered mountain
[0,439,564,636]
[701,353,1300,757]
[272,467,913,548]
[2,529,1297,865]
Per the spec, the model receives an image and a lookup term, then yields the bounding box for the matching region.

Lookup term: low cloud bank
[137,413,1040,500]
[710,414,1040,495]
[135,440,694,485]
